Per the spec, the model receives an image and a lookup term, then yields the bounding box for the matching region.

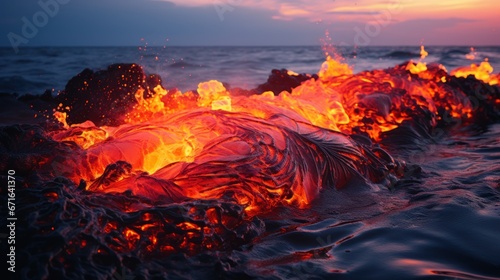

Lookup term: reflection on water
[241,124,500,279]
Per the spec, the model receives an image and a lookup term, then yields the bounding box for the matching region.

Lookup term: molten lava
[37,47,499,258]
[451,59,499,85]
[49,49,497,210]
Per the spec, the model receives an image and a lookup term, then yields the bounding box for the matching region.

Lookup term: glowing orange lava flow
[50,108,399,215]
[48,49,498,216]
[451,59,499,85]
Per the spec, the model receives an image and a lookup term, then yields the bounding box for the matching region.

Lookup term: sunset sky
[1,0,499,47]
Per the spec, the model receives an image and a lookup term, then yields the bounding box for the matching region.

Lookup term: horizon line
[1,44,500,49]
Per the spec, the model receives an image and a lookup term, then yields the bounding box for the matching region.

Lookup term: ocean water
[1,45,500,94]
[1,46,500,280]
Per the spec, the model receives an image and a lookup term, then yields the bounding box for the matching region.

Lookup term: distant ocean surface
[1,45,500,94]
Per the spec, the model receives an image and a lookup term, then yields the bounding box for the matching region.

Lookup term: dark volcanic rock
[446,75,500,126]
[0,124,79,180]
[54,63,163,126]
[255,69,317,95]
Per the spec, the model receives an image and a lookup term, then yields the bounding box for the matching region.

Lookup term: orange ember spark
[53,111,69,129]
[420,45,428,59]
[406,45,429,75]
[465,47,476,60]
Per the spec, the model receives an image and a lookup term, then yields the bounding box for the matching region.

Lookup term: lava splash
[4,49,500,279]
